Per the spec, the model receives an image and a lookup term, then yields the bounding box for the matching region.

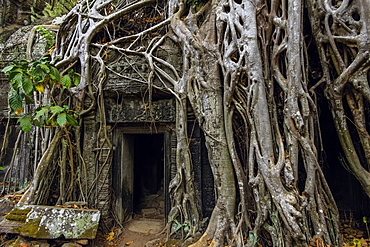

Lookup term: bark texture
[9,0,370,246]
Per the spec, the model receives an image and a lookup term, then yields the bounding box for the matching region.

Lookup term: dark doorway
[133,134,165,215]
[113,129,168,223]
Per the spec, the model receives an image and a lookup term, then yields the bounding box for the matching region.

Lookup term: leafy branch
[2,57,80,132]
[36,26,56,50]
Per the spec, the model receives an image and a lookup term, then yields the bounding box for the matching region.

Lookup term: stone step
[126,219,164,234]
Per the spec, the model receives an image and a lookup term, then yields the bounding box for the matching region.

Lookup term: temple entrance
[113,126,171,224]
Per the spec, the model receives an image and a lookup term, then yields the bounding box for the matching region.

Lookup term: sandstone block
[5,205,100,239]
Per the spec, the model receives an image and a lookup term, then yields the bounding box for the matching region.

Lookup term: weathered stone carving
[106,97,175,123]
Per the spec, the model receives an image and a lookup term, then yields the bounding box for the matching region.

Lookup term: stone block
[61,243,82,247]
[6,205,100,239]
[0,217,24,234]
[141,208,157,216]
[30,239,50,247]
[75,239,89,245]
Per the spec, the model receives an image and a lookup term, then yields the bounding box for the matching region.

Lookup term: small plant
[363,217,369,238]
[1,57,80,132]
[36,26,55,50]
[347,238,362,246]
[172,219,190,232]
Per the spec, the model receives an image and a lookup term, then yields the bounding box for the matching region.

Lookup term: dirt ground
[100,214,370,247]
[1,206,370,246]
[99,227,167,247]
[95,215,176,247]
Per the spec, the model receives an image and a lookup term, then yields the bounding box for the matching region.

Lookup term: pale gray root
[18,0,346,245]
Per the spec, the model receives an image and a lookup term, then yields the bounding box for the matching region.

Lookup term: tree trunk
[13,0,363,245]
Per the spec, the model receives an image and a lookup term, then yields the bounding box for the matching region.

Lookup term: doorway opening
[133,134,165,217]
[113,126,172,224]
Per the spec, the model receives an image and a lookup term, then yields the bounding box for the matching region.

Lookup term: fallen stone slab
[3,205,100,239]
[0,217,24,234]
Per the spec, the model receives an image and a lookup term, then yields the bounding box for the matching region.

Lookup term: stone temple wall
[98,41,179,225]
[101,36,215,225]
[0,21,215,229]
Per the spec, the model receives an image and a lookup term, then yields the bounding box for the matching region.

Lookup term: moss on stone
[15,218,51,238]
[77,226,99,239]
[7,207,31,215]
[65,212,99,239]
[6,206,100,239]
[5,208,31,222]
[4,214,28,222]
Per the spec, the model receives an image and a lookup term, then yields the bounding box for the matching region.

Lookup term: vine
[4,0,369,246]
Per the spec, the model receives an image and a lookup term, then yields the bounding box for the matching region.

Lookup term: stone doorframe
[112,123,175,224]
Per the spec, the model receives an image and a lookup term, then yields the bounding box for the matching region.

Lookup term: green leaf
[8,69,22,81]
[61,75,72,88]
[11,73,23,89]
[18,115,33,132]
[73,74,80,86]
[173,219,182,231]
[50,105,64,114]
[8,92,23,110]
[34,106,48,119]
[49,105,64,120]
[30,66,45,82]
[24,95,34,104]
[66,113,79,126]
[22,76,34,95]
[57,113,67,126]
[33,119,43,127]
[2,64,15,73]
[49,66,60,82]
[40,64,50,73]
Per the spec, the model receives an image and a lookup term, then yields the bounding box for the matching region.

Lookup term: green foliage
[33,105,78,129]
[41,0,79,18]
[363,217,370,240]
[347,238,362,246]
[2,57,81,132]
[61,70,81,88]
[18,115,33,132]
[36,27,55,50]
[172,219,190,232]
[186,0,201,8]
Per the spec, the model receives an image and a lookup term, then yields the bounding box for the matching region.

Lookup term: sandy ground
[117,218,167,247]
[95,216,171,247]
